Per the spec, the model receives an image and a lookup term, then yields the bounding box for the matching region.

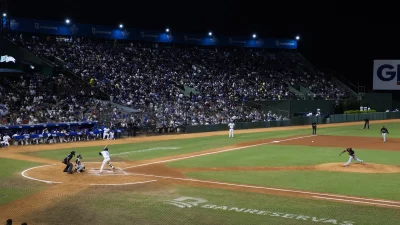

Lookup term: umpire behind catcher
[312,122,317,135]
[62,151,75,174]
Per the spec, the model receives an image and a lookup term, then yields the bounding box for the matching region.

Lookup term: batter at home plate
[99,145,115,174]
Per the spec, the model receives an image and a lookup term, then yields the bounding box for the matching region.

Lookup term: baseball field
[1,120,400,225]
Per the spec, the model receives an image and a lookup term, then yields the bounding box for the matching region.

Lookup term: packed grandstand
[0,31,355,135]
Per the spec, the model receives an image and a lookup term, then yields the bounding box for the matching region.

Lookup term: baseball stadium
[2,3,400,225]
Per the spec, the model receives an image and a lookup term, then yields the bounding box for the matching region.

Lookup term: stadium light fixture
[119,24,123,28]
[166,28,170,32]
[2,13,6,17]
[296,35,300,40]
[208,32,212,36]
[252,34,257,38]
[65,19,70,24]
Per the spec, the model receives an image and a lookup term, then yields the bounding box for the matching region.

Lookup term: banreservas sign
[164,196,355,225]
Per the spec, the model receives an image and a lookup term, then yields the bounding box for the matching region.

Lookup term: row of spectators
[4,33,353,126]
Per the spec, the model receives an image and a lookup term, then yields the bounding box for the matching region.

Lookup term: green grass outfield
[21,121,399,162]
[320,121,400,138]
[167,145,400,167]
[22,128,315,162]
[3,120,400,224]
[25,186,400,225]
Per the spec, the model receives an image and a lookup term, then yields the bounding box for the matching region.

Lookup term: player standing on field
[99,145,115,174]
[363,118,369,129]
[381,126,389,142]
[311,122,317,135]
[228,121,235,138]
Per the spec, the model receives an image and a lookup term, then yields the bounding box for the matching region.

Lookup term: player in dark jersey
[312,122,317,135]
[364,118,369,129]
[62,151,75,174]
[340,148,363,167]
[381,126,389,142]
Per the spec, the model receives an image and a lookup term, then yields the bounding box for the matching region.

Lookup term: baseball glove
[99,152,102,156]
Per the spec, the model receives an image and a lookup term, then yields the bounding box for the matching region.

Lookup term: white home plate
[87,168,125,176]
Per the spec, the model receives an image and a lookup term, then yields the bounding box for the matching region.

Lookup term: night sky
[4,0,400,91]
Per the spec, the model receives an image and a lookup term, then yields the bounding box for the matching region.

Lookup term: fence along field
[1,119,400,225]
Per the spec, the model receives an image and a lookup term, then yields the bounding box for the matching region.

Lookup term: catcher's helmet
[77,154,82,159]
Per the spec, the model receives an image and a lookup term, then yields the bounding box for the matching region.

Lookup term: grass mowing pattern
[168,145,400,168]
[22,128,312,162]
[186,170,400,200]
[24,185,400,225]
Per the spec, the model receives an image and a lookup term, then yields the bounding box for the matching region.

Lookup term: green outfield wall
[184,112,400,133]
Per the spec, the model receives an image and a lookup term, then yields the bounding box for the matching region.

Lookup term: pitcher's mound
[315,163,400,173]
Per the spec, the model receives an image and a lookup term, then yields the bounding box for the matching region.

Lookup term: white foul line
[21,165,63,184]
[123,135,314,169]
[312,196,400,208]
[126,172,400,206]
[89,180,157,186]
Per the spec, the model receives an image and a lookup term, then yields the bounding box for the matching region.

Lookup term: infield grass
[21,128,314,162]
[20,123,372,162]
[167,145,400,168]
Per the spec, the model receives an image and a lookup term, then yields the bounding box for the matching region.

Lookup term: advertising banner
[373,60,400,90]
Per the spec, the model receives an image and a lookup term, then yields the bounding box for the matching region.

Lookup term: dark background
[3,0,400,91]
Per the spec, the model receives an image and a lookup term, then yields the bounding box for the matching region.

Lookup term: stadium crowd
[4,33,353,127]
[0,73,104,125]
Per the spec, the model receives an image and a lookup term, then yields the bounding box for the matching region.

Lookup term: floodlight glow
[296,35,300,40]
[166,28,170,32]
[252,34,257,38]
[208,32,212,36]
[119,24,123,28]
[65,19,70,24]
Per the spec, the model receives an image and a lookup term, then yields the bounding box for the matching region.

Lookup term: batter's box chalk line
[87,168,125,175]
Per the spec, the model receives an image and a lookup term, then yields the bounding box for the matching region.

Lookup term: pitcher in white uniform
[228,121,235,138]
[99,145,115,174]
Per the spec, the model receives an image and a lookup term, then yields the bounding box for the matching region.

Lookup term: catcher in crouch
[74,154,85,173]
[340,147,364,167]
